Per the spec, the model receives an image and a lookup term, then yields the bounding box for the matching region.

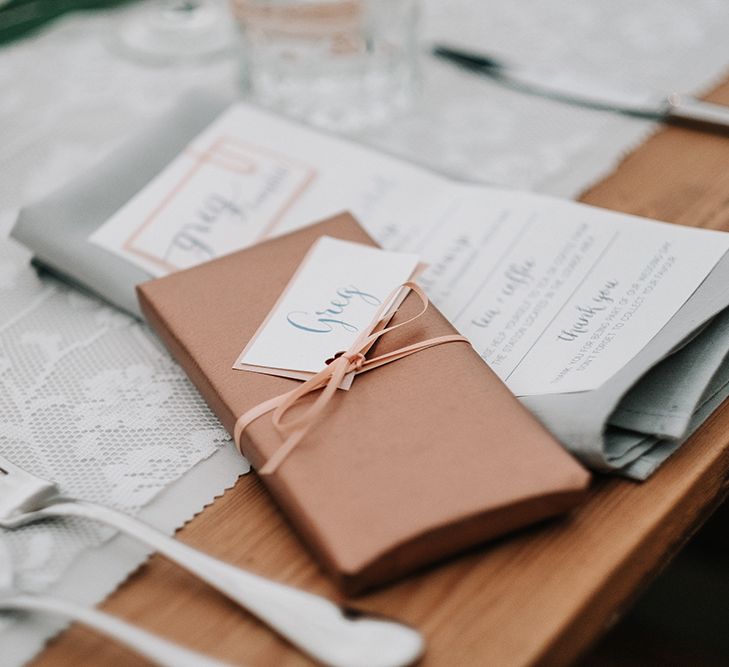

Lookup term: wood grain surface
[29,81,729,667]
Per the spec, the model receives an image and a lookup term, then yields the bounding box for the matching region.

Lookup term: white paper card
[91,102,729,396]
[233,236,420,382]
[412,189,729,396]
[90,133,316,275]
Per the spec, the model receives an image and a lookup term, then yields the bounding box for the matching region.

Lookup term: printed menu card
[14,96,729,478]
[88,103,729,398]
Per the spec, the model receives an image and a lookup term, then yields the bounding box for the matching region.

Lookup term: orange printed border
[122,135,317,272]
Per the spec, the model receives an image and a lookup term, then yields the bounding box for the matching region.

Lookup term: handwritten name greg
[287,286,381,334]
[164,191,243,261]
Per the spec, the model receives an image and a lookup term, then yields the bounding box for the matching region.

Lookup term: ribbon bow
[234,281,469,475]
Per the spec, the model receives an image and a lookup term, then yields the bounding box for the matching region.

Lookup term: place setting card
[233,236,421,387]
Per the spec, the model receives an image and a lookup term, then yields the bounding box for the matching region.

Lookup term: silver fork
[0,541,231,667]
[0,454,424,667]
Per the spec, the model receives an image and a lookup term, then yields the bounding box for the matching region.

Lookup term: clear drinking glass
[230,0,421,131]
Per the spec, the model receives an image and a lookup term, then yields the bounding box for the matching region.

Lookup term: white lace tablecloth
[2,1,729,664]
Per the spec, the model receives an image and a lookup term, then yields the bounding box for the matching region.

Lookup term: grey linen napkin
[522,263,729,479]
[12,91,729,480]
[12,90,233,317]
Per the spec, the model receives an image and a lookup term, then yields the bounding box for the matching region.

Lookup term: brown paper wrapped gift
[137,213,590,594]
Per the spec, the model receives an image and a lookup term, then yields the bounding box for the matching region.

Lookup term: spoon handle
[0,593,230,667]
[43,499,423,667]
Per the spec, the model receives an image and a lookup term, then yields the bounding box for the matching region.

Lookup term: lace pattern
[1,0,729,659]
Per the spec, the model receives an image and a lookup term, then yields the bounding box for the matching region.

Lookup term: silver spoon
[0,454,425,667]
[0,540,231,667]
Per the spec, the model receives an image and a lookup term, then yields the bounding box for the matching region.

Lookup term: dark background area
[582,500,729,666]
[0,0,132,45]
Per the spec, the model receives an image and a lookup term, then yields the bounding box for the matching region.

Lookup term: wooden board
[30,81,729,667]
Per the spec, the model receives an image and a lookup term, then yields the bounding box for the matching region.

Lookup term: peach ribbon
[234,281,470,476]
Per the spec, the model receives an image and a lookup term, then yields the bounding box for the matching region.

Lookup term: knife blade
[433,44,729,131]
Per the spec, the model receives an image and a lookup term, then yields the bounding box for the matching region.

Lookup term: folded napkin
[12,90,232,316]
[521,258,729,478]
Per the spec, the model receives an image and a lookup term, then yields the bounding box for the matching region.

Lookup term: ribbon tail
[258,429,307,476]
[234,392,310,474]
[234,393,290,456]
